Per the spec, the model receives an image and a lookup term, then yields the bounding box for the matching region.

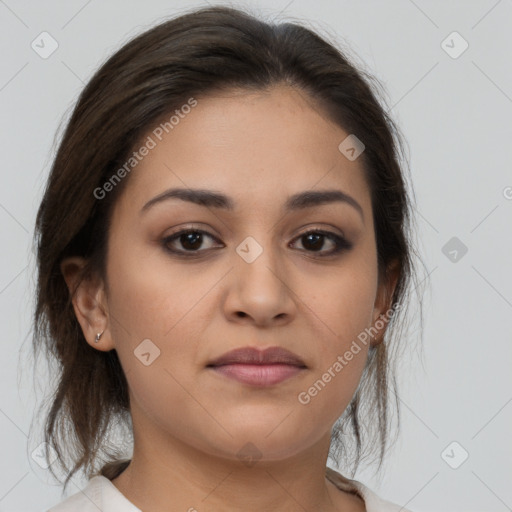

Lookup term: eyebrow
[140,187,364,222]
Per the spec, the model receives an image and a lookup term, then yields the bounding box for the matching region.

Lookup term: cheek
[295,276,373,428]
[103,251,236,451]
[295,350,367,441]
[306,261,377,356]
[105,250,211,431]
[106,233,200,336]
[294,259,376,420]
[105,237,205,377]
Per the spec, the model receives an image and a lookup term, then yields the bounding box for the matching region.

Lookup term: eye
[290,229,353,257]
[162,228,222,256]
[161,227,353,258]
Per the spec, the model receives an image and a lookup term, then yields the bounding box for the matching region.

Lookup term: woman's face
[99,85,392,462]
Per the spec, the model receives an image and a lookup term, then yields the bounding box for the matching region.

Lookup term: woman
[33,5,424,511]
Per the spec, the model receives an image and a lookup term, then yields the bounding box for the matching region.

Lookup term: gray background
[1,0,511,511]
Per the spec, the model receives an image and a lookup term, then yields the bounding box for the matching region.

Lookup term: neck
[110,420,362,511]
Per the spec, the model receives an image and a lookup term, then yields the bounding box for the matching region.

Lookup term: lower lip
[209,363,304,387]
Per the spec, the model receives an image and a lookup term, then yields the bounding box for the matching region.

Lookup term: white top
[47,468,413,512]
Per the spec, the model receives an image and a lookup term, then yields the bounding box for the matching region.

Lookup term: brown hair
[31,4,426,492]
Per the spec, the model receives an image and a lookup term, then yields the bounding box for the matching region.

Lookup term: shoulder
[326,466,414,512]
[47,475,141,512]
[47,476,103,512]
[350,480,414,512]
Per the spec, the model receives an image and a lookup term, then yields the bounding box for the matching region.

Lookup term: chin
[200,424,315,463]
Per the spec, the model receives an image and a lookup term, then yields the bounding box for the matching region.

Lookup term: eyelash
[161,227,353,258]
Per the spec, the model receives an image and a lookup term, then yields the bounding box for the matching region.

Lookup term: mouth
[206,346,307,387]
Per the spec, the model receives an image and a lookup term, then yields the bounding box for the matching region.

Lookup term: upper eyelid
[165,220,347,237]
[164,226,344,240]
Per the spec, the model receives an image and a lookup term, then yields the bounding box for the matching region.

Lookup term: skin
[62,84,399,512]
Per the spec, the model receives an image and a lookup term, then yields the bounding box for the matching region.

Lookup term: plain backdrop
[1,1,511,511]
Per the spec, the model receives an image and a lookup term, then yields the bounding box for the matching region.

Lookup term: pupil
[182,232,202,250]
[304,233,323,251]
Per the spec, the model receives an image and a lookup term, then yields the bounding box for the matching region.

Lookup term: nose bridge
[235,231,284,292]
[224,230,295,324]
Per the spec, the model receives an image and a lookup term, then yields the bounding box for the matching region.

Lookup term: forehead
[116,84,371,218]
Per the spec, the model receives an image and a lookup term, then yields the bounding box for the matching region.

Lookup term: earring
[94,330,104,343]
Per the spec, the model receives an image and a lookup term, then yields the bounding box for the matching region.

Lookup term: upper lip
[207,346,306,367]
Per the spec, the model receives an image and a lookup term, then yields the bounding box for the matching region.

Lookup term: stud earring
[94,330,104,343]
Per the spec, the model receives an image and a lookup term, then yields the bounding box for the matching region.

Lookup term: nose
[222,241,297,328]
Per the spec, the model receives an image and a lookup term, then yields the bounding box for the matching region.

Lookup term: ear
[60,256,114,352]
[370,259,401,347]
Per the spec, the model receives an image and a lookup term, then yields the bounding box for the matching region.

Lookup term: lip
[210,364,304,387]
[207,346,306,367]
[207,346,307,387]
